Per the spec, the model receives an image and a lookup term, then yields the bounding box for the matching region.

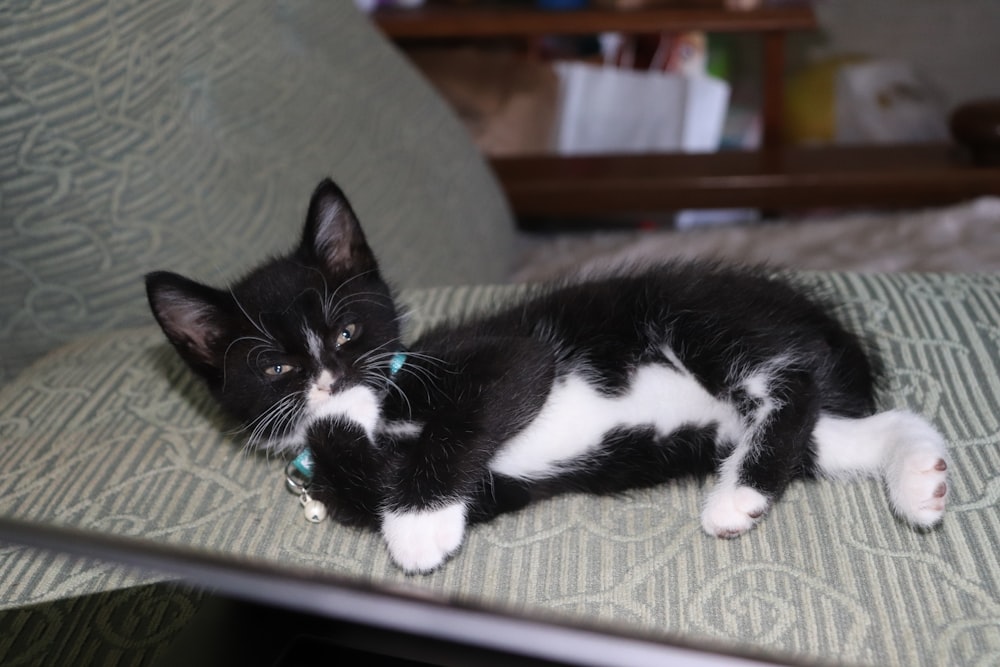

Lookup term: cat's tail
[812,409,949,528]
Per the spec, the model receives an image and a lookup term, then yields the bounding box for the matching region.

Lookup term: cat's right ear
[302,179,379,276]
[145,271,230,372]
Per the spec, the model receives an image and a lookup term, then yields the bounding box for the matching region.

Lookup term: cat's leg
[379,339,554,572]
[379,429,495,573]
[701,368,818,538]
[813,409,948,527]
[466,474,535,523]
[307,418,390,527]
[382,474,537,571]
[381,469,533,572]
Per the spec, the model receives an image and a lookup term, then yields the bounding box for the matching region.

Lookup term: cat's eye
[263,363,296,377]
[336,323,358,348]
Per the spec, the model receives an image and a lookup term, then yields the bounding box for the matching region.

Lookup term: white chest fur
[307,370,382,440]
[489,362,741,480]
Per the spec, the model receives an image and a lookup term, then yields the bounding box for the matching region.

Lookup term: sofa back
[0,0,515,383]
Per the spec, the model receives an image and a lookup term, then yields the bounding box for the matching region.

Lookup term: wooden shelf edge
[491,144,1000,220]
[374,4,816,39]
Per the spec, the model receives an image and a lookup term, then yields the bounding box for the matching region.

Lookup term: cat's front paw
[701,486,771,538]
[381,502,467,574]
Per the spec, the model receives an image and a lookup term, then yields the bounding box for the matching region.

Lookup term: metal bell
[301,494,328,523]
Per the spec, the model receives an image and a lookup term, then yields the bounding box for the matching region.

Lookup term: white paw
[887,448,949,528]
[381,502,467,573]
[701,486,771,538]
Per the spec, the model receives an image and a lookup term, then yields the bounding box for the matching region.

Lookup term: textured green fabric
[1,274,998,666]
[0,0,516,384]
[0,584,203,667]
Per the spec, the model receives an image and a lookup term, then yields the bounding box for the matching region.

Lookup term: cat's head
[146,179,402,451]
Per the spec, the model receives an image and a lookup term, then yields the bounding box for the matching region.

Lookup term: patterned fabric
[0,0,516,384]
[0,584,203,667]
[1,274,998,666]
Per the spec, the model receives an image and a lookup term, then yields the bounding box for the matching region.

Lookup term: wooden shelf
[374,3,817,38]
[374,1,812,153]
[492,144,1000,223]
[373,4,997,225]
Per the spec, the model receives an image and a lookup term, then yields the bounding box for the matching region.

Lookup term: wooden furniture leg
[761,30,786,151]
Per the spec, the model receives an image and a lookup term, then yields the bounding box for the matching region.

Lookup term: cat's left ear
[302,179,379,276]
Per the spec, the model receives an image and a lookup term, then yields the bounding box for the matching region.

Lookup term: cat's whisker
[358,348,448,402]
[271,398,308,447]
[363,348,454,384]
[394,364,440,403]
[248,347,272,369]
[288,263,334,319]
[393,350,453,370]
[391,309,411,327]
[357,361,413,413]
[282,286,329,318]
[221,336,277,392]
[323,270,380,320]
[393,354,454,399]
[357,336,403,358]
[238,393,305,453]
[326,292,393,323]
[227,288,277,344]
[355,337,407,366]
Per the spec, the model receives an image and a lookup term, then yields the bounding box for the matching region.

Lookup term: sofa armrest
[0,0,516,383]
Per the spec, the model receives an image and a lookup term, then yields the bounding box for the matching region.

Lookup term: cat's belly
[489,363,742,480]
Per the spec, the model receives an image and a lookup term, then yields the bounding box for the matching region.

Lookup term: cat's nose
[315,368,342,394]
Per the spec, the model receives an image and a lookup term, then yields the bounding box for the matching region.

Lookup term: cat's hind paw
[701,486,771,539]
[887,450,949,529]
[381,502,467,574]
[881,412,949,529]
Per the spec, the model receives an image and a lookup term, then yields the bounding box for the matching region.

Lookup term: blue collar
[389,351,407,377]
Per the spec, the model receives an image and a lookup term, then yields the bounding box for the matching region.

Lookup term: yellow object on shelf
[785,54,868,144]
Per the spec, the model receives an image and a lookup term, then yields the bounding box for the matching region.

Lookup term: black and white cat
[146,179,949,573]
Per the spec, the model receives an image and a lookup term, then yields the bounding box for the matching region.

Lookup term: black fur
[359,263,878,519]
[146,178,884,563]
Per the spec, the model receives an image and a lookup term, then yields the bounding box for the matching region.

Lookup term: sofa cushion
[0,583,203,667]
[0,0,515,383]
[1,273,999,665]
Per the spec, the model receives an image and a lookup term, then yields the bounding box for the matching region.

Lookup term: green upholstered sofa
[2,1,999,665]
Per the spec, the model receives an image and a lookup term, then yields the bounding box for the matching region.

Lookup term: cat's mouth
[308,369,345,406]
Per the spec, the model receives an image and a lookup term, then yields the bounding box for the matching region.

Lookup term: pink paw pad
[890,453,949,528]
[701,486,771,539]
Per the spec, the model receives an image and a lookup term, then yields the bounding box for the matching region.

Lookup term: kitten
[146,179,949,573]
